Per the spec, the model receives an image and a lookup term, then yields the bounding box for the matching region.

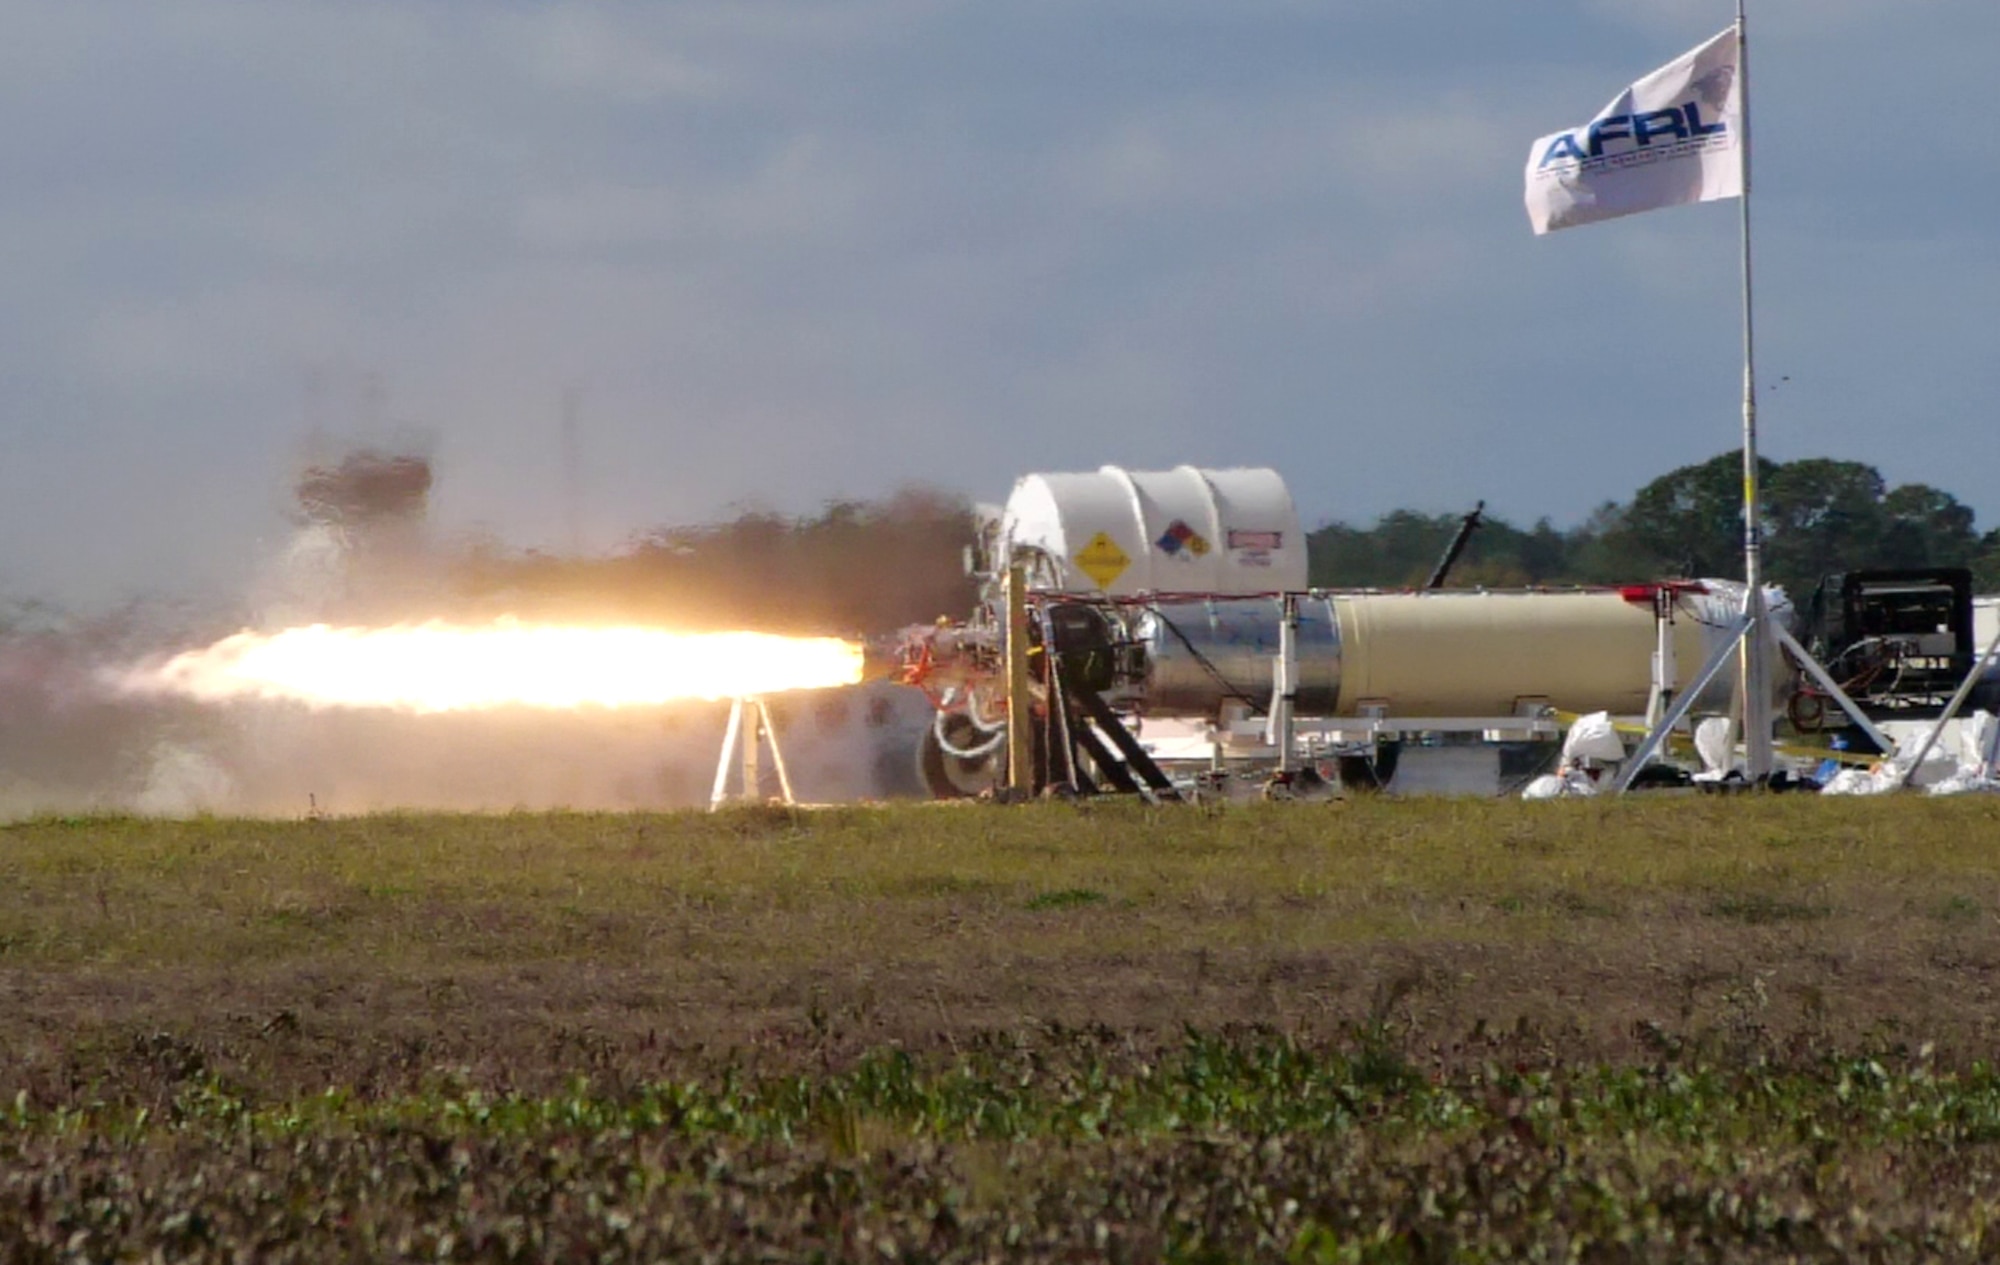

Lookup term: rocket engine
[894,585,1768,797]
[887,464,1791,798]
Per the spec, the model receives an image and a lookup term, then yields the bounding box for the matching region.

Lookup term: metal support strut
[1063,670,1181,803]
[1896,621,2000,789]
[1004,558,1034,795]
[709,696,796,811]
[1270,592,1300,777]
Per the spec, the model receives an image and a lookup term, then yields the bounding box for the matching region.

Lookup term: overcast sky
[2,0,1994,609]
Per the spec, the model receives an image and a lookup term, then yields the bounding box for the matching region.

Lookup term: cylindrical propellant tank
[1134,588,1757,719]
[1002,465,1308,596]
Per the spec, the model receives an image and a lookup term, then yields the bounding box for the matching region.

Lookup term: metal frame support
[1771,624,1897,756]
[709,696,744,809]
[1896,621,2000,789]
[1646,588,1678,731]
[1004,557,1034,794]
[1071,722,1140,795]
[1064,671,1181,803]
[1613,611,1752,792]
[1270,592,1300,776]
[1733,1,1774,782]
[1615,582,1883,792]
[709,696,797,811]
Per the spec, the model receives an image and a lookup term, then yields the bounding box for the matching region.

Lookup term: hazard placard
[1072,532,1131,589]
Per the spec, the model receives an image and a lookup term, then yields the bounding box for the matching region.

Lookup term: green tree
[1516,518,1572,582]
[1762,458,1888,593]
[1564,501,1657,584]
[1608,450,1779,581]
[1307,511,1463,588]
[1301,451,1991,595]
[1307,508,1589,589]
[1974,531,2000,592]
[1878,483,1979,570]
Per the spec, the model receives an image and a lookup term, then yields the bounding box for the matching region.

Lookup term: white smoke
[133,742,237,816]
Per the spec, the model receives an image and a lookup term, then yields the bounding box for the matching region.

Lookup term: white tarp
[1820,722,1983,797]
[1525,26,1743,235]
[1927,711,2000,796]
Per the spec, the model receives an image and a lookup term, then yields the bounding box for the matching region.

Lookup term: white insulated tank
[1003,465,1306,596]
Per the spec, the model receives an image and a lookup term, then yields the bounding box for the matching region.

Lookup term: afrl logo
[1537,101,1727,168]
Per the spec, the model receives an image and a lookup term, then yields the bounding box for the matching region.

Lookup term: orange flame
[115,621,864,712]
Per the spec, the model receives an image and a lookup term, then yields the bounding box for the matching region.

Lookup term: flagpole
[1735,0,1774,780]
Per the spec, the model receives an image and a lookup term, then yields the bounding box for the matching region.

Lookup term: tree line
[1306,451,2000,598]
[452,451,1998,635]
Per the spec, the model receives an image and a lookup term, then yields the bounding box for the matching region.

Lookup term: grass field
[5,798,2000,1258]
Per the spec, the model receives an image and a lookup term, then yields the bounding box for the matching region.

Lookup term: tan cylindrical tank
[1136,590,1739,718]
[1330,591,1711,717]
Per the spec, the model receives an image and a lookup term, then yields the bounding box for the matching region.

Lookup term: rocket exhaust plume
[111,621,865,712]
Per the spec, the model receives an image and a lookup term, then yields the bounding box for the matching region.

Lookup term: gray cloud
[1,0,1995,608]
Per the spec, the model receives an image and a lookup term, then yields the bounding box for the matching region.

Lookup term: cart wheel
[1787,690,1827,733]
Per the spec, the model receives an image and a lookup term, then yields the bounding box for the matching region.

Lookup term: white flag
[1525,26,1742,235]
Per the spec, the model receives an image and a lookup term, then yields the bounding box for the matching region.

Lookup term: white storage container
[1001,465,1306,595]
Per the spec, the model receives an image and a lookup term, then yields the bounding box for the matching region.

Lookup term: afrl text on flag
[1525,26,1742,235]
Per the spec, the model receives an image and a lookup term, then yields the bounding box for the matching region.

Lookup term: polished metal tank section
[1134,591,1732,719]
[1135,597,1342,715]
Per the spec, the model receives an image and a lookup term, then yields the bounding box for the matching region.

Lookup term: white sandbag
[1927,773,2000,796]
[1522,712,1622,798]
[1820,765,1902,796]
[1521,774,1566,800]
[1817,743,1953,793]
[1691,716,1737,784]
[1901,742,1966,790]
[1563,711,1626,764]
[1960,711,1999,778]
[1928,711,2000,794]
[1522,768,1599,800]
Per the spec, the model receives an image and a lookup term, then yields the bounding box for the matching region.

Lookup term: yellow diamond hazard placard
[1072,532,1131,589]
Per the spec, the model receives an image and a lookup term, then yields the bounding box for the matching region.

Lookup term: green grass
[2,797,1998,969]
[6,1029,2000,1260]
[6,798,2000,1258]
